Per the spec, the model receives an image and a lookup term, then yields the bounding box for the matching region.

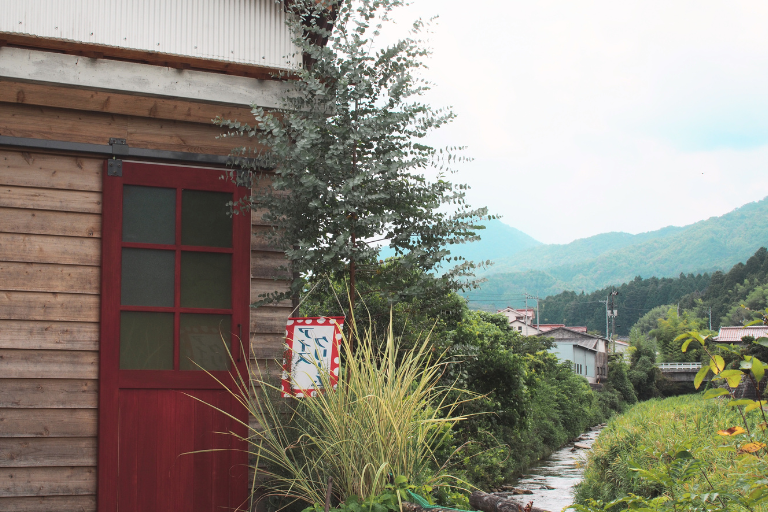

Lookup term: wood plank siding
[0,79,290,510]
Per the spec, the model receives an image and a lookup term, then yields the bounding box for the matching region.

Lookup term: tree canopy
[219,0,490,306]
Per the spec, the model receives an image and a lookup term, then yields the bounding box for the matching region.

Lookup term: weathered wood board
[0,409,97,438]
[0,495,96,512]
[0,466,96,497]
[0,150,102,192]
[0,185,102,214]
[0,207,101,238]
[0,292,100,323]
[0,263,100,295]
[0,380,98,409]
[0,233,100,266]
[0,320,99,351]
[0,438,97,467]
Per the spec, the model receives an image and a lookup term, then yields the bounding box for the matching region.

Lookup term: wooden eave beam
[0,33,298,81]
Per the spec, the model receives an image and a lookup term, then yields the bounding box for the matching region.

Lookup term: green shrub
[574,395,768,509]
[211,314,469,507]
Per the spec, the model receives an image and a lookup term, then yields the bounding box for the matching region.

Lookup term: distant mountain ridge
[462,197,768,311]
[379,218,542,262]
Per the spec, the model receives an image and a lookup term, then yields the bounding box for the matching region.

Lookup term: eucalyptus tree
[219,0,490,321]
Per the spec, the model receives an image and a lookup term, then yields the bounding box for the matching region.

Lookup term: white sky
[381,1,768,244]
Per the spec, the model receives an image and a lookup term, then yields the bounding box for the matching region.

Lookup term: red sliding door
[98,162,250,512]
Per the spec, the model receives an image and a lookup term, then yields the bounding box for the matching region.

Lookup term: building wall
[0,0,299,71]
[550,341,574,364]
[0,77,291,510]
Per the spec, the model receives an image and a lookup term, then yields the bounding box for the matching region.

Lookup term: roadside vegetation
[574,315,768,511]
[574,395,767,510]
[300,277,619,494]
[214,0,768,509]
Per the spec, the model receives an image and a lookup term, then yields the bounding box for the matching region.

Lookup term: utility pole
[600,297,609,339]
[524,293,540,333]
[524,295,529,335]
[608,290,618,346]
[709,307,712,331]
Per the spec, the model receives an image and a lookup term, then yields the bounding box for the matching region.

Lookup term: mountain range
[461,196,768,310]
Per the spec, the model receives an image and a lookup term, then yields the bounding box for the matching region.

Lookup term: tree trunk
[348,230,356,355]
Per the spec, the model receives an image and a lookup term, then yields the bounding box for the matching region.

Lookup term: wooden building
[0,1,297,510]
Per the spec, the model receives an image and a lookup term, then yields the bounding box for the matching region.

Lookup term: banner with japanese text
[281,317,344,397]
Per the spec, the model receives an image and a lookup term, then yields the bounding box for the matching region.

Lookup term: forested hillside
[535,247,768,336]
[465,196,768,309]
[538,273,711,336]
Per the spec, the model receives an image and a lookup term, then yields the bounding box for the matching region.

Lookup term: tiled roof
[714,326,768,342]
[537,324,565,332]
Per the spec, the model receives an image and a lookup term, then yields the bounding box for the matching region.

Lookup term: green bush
[574,395,768,509]
[216,315,470,507]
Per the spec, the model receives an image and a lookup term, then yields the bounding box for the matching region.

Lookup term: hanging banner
[281,316,344,397]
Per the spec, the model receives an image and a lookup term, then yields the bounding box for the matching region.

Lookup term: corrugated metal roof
[714,326,768,342]
[0,0,300,70]
[577,339,599,351]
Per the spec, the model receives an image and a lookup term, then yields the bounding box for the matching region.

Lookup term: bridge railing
[656,362,702,371]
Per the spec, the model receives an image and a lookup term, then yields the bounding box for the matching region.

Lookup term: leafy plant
[574,396,768,511]
[220,0,491,309]
[204,311,471,508]
[677,318,768,443]
[574,311,768,511]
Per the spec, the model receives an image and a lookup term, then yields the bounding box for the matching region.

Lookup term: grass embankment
[575,394,767,507]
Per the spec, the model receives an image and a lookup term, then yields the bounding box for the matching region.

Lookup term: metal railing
[656,362,702,371]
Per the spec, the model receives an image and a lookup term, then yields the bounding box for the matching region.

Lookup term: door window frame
[97,161,250,510]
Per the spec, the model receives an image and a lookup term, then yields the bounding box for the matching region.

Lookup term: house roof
[714,326,768,342]
[537,324,565,332]
[577,339,600,352]
[535,326,608,341]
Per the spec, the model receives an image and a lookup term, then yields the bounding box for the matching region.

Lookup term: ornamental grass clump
[216,313,468,508]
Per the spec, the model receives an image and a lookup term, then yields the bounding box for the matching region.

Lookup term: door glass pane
[181,190,233,248]
[180,252,231,309]
[120,311,174,369]
[121,248,175,307]
[179,314,231,371]
[123,185,176,244]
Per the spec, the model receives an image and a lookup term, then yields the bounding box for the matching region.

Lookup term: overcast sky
[381,1,768,244]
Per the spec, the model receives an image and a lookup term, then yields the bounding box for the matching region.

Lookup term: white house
[536,327,609,384]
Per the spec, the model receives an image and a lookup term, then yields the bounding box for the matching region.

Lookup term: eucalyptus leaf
[220,0,492,305]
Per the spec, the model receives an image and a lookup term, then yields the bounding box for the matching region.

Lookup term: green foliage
[444,338,607,489]
[695,247,768,331]
[722,282,768,327]
[574,395,768,510]
[627,335,659,398]
[218,314,468,506]
[650,308,709,362]
[466,200,768,309]
[300,276,609,493]
[524,273,708,336]
[604,353,637,408]
[220,0,490,304]
[634,306,675,335]
[575,320,768,511]
[301,476,452,512]
[299,270,467,351]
